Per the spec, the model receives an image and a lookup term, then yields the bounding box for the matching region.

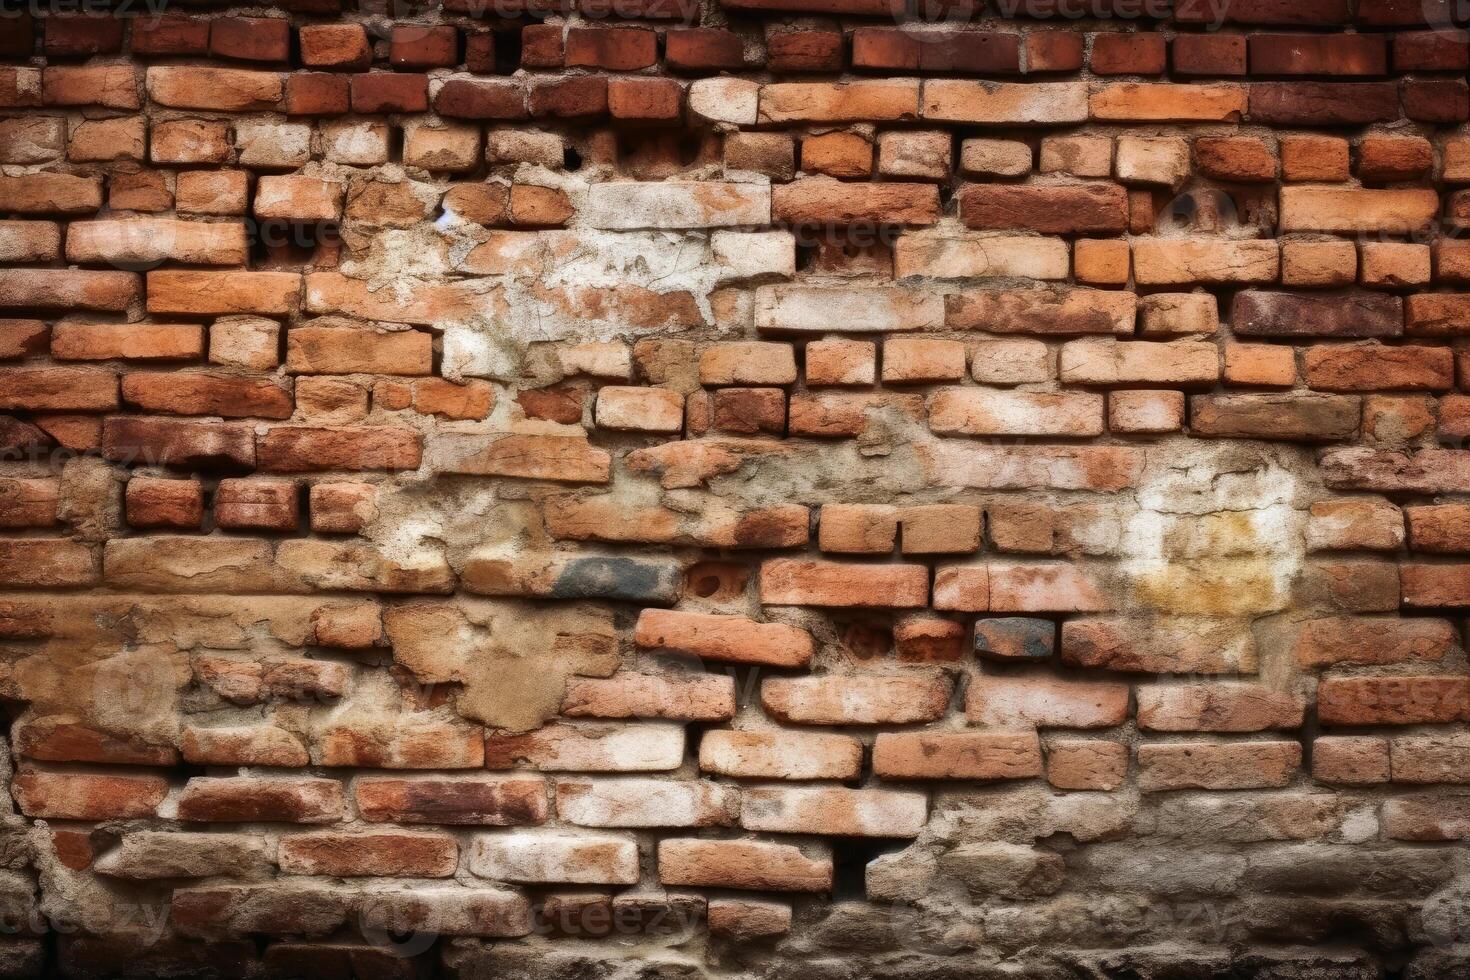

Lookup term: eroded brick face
[2,1,1470,977]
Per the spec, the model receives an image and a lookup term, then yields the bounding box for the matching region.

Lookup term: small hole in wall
[841,621,893,661]
[677,133,703,167]
[494,28,522,74]
[830,839,901,901]
[563,146,583,171]
[685,561,749,601]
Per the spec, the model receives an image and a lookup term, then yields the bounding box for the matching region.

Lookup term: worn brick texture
[4,0,1470,977]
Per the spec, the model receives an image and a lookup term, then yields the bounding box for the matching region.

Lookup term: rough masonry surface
[0,0,1469,977]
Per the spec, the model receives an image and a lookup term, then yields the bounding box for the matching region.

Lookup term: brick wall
[2,0,1470,976]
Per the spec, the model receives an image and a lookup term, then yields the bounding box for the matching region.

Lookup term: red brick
[256,426,422,473]
[1393,29,1469,70]
[762,674,950,725]
[1403,79,1469,123]
[666,29,746,70]
[390,24,459,68]
[280,832,458,877]
[658,839,831,892]
[43,14,123,56]
[131,15,209,56]
[0,366,117,411]
[1025,30,1084,71]
[146,66,283,111]
[959,183,1127,234]
[284,72,350,115]
[1047,740,1128,790]
[529,76,608,118]
[873,731,1041,781]
[1318,676,1470,725]
[350,73,429,113]
[0,173,102,214]
[1172,34,1246,75]
[1312,736,1389,786]
[102,416,256,470]
[300,24,372,69]
[635,609,812,667]
[211,17,290,62]
[176,776,344,823]
[148,271,300,317]
[608,77,682,122]
[13,773,165,820]
[121,372,292,420]
[699,729,859,780]
[563,673,735,722]
[1091,33,1166,75]
[0,539,98,587]
[214,479,299,531]
[16,719,174,765]
[357,777,548,825]
[1138,742,1300,791]
[519,24,564,68]
[429,77,529,118]
[1248,81,1399,125]
[0,478,56,528]
[774,179,938,227]
[125,477,204,529]
[767,30,843,72]
[853,29,1019,73]
[565,28,656,70]
[1249,33,1387,75]
[1304,344,1452,392]
[0,12,32,58]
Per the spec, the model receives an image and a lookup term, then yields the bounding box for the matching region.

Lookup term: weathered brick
[1279,187,1439,233]
[1137,742,1300,792]
[563,673,735,722]
[928,389,1104,437]
[699,730,861,781]
[176,777,344,823]
[13,773,166,820]
[486,722,684,772]
[635,609,812,667]
[1311,736,1389,786]
[1192,394,1359,440]
[873,731,1041,780]
[923,81,1086,124]
[740,786,927,837]
[1047,740,1129,791]
[958,183,1126,234]
[760,79,919,123]
[658,839,831,892]
[762,675,950,725]
[1248,81,1399,125]
[1136,684,1304,732]
[356,777,548,825]
[557,778,735,828]
[1318,676,1470,725]
[759,558,928,608]
[947,287,1135,335]
[471,830,638,884]
[279,832,457,877]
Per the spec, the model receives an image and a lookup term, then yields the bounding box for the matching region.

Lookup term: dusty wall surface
[2,0,1470,976]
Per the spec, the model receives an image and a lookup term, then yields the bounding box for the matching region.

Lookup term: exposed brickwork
[3,0,1470,977]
